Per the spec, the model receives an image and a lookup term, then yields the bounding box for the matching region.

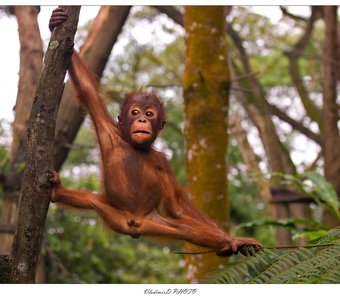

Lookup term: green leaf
[292,230,327,241]
[304,171,340,220]
[203,227,340,284]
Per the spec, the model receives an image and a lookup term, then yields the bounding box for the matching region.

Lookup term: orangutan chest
[104,151,165,214]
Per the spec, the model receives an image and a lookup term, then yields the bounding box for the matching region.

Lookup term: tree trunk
[155,6,322,145]
[9,6,43,165]
[157,5,317,246]
[322,6,340,227]
[0,6,43,255]
[53,6,131,171]
[183,6,230,283]
[8,6,80,283]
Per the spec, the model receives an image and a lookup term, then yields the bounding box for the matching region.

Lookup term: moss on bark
[183,6,230,282]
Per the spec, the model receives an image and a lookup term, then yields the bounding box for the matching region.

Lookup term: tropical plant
[280,171,340,223]
[236,171,340,241]
[204,227,340,283]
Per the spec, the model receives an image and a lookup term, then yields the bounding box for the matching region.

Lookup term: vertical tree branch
[322,7,340,221]
[9,6,43,168]
[9,6,80,283]
[0,5,43,256]
[323,6,340,179]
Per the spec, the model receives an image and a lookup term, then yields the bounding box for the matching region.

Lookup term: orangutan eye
[131,110,139,116]
[145,111,154,117]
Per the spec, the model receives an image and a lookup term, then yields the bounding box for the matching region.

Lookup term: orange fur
[49,9,262,256]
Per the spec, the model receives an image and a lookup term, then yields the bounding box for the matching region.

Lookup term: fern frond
[203,227,340,284]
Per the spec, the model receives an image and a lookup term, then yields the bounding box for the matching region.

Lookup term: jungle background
[0,5,339,284]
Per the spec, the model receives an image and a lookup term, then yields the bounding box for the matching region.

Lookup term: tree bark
[53,6,131,171]
[8,6,80,283]
[322,6,340,193]
[0,255,10,283]
[183,6,230,283]
[0,6,43,255]
[153,6,183,25]
[9,6,43,167]
[322,6,340,227]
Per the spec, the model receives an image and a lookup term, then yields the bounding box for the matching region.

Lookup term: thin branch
[280,6,308,22]
[230,86,254,94]
[284,7,323,128]
[228,23,322,146]
[280,6,323,23]
[229,113,271,204]
[146,83,182,88]
[153,6,183,26]
[230,71,260,82]
[267,102,322,146]
[173,242,336,255]
[304,150,322,171]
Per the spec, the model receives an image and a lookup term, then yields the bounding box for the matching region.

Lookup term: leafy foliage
[235,171,340,242]
[204,227,340,284]
[303,172,340,220]
[276,171,340,224]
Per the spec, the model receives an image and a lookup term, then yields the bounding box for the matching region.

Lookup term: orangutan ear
[160,121,166,131]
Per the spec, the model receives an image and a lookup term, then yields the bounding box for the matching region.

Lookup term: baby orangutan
[49,8,262,256]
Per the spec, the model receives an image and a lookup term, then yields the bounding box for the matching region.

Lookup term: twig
[230,86,254,94]
[280,6,308,22]
[173,243,336,255]
[174,249,215,255]
[230,71,260,82]
[265,243,335,249]
[146,83,182,88]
